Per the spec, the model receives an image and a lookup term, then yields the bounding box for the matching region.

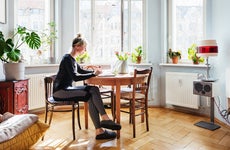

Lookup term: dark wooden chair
[43,75,82,140]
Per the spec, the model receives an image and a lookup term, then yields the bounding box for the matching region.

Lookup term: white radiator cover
[26,74,53,110]
[26,73,83,110]
[166,72,199,109]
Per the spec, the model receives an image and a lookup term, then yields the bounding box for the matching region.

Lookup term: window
[79,0,145,63]
[15,0,54,64]
[168,0,205,62]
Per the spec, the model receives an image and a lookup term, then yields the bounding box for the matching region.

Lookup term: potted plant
[0,26,41,80]
[114,51,130,74]
[40,22,58,63]
[131,45,143,64]
[76,51,90,63]
[188,44,204,64]
[168,49,181,64]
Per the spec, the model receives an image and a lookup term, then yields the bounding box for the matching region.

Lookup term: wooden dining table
[84,73,146,138]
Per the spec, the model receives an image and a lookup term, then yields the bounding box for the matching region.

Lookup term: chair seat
[48,97,76,105]
[120,92,145,100]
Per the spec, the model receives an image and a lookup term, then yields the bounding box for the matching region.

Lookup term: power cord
[214,96,230,125]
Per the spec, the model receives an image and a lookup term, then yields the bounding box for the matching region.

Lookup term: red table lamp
[197,40,218,82]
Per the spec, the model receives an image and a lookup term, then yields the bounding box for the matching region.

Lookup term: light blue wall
[208,0,230,123]
[146,0,162,106]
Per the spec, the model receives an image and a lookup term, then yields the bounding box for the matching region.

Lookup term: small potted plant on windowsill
[131,45,143,64]
[0,26,41,80]
[168,48,181,64]
[188,44,204,64]
[76,51,90,64]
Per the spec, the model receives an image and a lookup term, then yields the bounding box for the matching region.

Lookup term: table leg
[84,102,88,129]
[116,80,121,138]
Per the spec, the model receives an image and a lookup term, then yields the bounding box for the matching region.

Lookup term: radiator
[166,72,199,109]
[26,74,53,110]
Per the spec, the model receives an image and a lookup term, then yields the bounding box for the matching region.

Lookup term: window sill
[25,64,59,68]
[128,63,152,67]
[159,63,208,68]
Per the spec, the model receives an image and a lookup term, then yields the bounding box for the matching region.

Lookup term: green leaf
[6,48,21,62]
[17,26,27,35]
[25,32,41,49]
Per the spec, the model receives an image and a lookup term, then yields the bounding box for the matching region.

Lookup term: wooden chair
[44,75,82,140]
[119,67,152,138]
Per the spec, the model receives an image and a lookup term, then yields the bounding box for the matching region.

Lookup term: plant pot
[136,56,142,64]
[193,61,199,64]
[118,60,128,74]
[172,57,179,64]
[4,63,25,80]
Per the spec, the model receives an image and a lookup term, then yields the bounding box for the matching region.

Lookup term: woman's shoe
[100,120,121,130]
[96,130,117,140]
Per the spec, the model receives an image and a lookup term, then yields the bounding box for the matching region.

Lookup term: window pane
[170,0,204,61]
[123,0,143,53]
[94,0,121,61]
[79,0,91,49]
[79,0,144,63]
[15,0,52,64]
[131,1,143,49]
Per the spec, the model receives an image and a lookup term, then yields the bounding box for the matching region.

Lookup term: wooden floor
[31,107,230,150]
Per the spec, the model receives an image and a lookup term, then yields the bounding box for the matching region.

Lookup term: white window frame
[168,0,206,63]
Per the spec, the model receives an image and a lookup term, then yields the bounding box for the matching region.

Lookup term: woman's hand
[94,67,102,76]
[83,65,102,76]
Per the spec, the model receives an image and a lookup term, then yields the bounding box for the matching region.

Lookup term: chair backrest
[44,75,56,100]
[133,67,153,98]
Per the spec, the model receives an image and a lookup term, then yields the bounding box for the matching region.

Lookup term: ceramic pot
[4,63,25,80]
[118,60,128,74]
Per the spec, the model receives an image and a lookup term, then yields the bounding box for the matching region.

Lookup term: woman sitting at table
[53,33,121,140]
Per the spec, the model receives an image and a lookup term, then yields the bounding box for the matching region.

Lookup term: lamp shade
[197,40,218,56]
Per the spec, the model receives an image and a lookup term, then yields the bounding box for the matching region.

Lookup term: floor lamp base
[194,121,220,131]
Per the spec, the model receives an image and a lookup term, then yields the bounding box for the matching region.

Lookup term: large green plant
[0,26,41,63]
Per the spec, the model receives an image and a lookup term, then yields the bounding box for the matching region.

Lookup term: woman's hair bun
[76,33,82,38]
[72,33,86,47]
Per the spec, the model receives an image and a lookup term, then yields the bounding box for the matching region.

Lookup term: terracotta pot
[172,57,179,64]
[193,61,199,64]
[136,56,142,64]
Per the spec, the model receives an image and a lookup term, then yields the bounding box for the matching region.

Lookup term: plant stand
[193,80,221,131]
[194,97,220,130]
